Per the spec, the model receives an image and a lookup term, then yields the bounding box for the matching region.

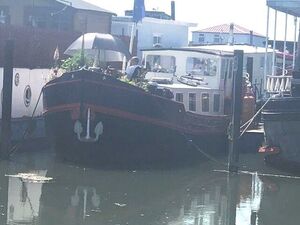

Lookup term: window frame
[201,93,210,113]
[175,93,184,103]
[188,93,196,112]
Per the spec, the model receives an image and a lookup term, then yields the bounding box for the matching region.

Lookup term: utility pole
[1,40,14,159]
[228,50,244,173]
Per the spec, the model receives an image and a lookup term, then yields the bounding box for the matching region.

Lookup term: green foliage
[120,76,149,91]
[60,51,92,72]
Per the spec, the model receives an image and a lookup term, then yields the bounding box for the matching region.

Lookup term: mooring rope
[239,94,276,138]
[180,132,227,167]
[214,169,300,180]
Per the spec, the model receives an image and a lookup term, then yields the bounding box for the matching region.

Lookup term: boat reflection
[2,155,300,225]
[6,170,47,225]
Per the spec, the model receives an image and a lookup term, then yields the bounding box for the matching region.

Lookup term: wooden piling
[0,161,8,224]
[226,173,240,225]
[1,40,14,159]
[228,50,244,173]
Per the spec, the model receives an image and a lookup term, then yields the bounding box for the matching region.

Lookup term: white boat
[0,67,53,142]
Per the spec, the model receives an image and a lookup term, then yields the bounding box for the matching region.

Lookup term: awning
[267,0,300,17]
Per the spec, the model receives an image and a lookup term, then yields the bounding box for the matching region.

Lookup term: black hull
[262,97,300,170]
[43,70,228,164]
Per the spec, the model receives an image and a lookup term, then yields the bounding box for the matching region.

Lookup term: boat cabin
[142,48,234,116]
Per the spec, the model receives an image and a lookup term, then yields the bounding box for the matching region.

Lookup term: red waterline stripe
[44,103,223,136]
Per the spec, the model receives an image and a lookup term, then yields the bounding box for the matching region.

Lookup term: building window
[213,94,220,112]
[189,93,196,112]
[198,33,205,43]
[202,93,209,112]
[24,6,73,31]
[153,35,162,47]
[214,34,221,43]
[176,93,183,102]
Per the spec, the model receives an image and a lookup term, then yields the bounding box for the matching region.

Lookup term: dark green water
[0,150,300,225]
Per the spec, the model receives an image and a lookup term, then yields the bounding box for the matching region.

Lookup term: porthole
[24,85,31,107]
[14,73,20,86]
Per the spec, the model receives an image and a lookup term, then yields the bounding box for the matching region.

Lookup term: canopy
[267,0,300,17]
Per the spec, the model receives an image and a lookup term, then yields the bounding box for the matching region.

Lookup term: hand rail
[266,75,292,93]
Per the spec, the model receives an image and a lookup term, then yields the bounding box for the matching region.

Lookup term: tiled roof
[194,23,264,37]
[56,0,115,14]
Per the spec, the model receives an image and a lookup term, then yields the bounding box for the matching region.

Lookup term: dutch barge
[43,44,257,164]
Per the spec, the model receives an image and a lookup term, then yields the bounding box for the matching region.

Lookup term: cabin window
[186,57,218,76]
[189,93,196,112]
[260,56,264,68]
[24,85,32,107]
[221,59,229,79]
[214,34,221,43]
[153,35,162,47]
[213,94,220,112]
[198,33,205,43]
[202,93,209,112]
[0,7,9,24]
[146,55,176,73]
[14,73,20,86]
[176,93,183,102]
[228,60,233,79]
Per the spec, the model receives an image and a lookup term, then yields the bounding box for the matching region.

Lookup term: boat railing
[266,75,292,94]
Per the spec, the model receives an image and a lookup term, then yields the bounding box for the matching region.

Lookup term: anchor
[74,108,103,142]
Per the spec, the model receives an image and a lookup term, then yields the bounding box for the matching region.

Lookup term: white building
[191,24,266,47]
[111,16,196,59]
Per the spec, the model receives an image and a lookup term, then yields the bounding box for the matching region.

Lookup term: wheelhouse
[142,48,234,116]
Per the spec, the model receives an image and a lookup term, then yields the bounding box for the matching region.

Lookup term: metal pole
[282,13,288,76]
[1,40,14,159]
[129,22,136,55]
[293,17,298,69]
[264,7,270,85]
[228,50,244,173]
[272,10,278,76]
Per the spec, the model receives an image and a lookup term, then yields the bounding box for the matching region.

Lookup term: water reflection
[1,152,300,225]
[7,170,47,224]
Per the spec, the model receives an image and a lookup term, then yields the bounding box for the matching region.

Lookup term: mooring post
[226,173,240,225]
[1,40,14,159]
[228,50,244,173]
[0,161,9,225]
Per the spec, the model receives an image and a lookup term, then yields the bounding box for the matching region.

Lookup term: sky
[86,0,297,41]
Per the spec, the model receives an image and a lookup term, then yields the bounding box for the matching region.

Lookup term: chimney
[171,1,175,20]
[228,23,234,45]
[249,30,253,46]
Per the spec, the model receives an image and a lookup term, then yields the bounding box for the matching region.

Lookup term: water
[0,150,300,225]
